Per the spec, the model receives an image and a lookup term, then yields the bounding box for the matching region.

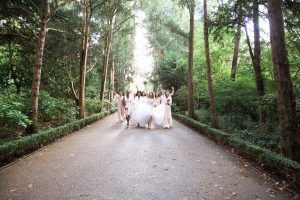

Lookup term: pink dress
[114,94,125,121]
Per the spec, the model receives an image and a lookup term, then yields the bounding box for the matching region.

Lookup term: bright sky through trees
[132,10,154,91]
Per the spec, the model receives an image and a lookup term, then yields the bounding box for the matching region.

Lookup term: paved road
[0,113,297,200]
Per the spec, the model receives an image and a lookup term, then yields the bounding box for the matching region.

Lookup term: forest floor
[0,113,298,200]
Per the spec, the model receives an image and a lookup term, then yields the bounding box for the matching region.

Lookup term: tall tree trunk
[230,5,242,80]
[100,14,115,112]
[253,0,266,132]
[109,58,115,109]
[79,0,89,118]
[187,0,195,118]
[268,0,300,161]
[244,25,254,61]
[203,0,218,128]
[27,0,50,133]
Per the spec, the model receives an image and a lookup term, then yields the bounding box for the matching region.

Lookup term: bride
[132,86,174,129]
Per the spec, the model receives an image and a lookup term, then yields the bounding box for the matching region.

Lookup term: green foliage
[194,109,210,124]
[86,98,101,114]
[173,85,188,111]
[38,91,78,124]
[0,93,31,138]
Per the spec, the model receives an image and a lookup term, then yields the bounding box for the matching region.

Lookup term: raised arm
[170,87,175,96]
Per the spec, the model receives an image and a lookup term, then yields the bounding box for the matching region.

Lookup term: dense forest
[0,0,300,162]
[144,0,300,161]
[0,0,135,136]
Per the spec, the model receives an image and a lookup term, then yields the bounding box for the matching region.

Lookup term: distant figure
[162,90,173,128]
[114,91,125,122]
[125,90,134,128]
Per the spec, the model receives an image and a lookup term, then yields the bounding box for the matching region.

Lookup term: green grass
[173,113,300,185]
[0,108,117,163]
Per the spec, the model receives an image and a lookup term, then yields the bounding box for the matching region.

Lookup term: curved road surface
[0,113,297,200]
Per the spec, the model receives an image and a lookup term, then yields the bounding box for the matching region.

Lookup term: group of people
[114,86,174,129]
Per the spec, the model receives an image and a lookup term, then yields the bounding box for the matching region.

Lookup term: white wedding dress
[133,96,151,127]
[151,97,165,127]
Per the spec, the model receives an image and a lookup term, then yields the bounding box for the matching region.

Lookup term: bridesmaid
[163,90,173,128]
[147,92,156,129]
[125,90,134,128]
[114,91,125,122]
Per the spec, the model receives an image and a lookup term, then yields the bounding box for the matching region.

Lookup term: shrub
[0,93,31,139]
[86,98,101,114]
[218,113,255,132]
[173,85,188,112]
[194,109,210,124]
[38,91,78,124]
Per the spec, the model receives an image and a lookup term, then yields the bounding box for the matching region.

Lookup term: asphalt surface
[0,113,297,200]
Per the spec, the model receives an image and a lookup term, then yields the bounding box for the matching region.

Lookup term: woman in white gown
[151,92,165,127]
[162,90,173,128]
[147,92,156,129]
[133,91,151,127]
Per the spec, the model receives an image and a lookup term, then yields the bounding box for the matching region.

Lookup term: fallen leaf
[276,187,284,191]
[80,193,89,197]
[231,192,237,196]
[28,184,33,188]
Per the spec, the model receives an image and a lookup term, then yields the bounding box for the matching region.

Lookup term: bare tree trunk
[230,5,242,80]
[79,0,89,118]
[109,58,115,109]
[100,14,115,112]
[244,25,254,61]
[268,0,300,161]
[253,0,266,132]
[203,0,218,128]
[27,0,50,133]
[187,0,195,118]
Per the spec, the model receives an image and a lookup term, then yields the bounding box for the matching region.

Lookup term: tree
[100,1,117,112]
[252,0,266,131]
[230,4,242,81]
[27,0,69,133]
[187,0,195,117]
[203,0,218,128]
[27,0,51,133]
[108,57,115,109]
[79,0,90,118]
[268,0,300,161]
